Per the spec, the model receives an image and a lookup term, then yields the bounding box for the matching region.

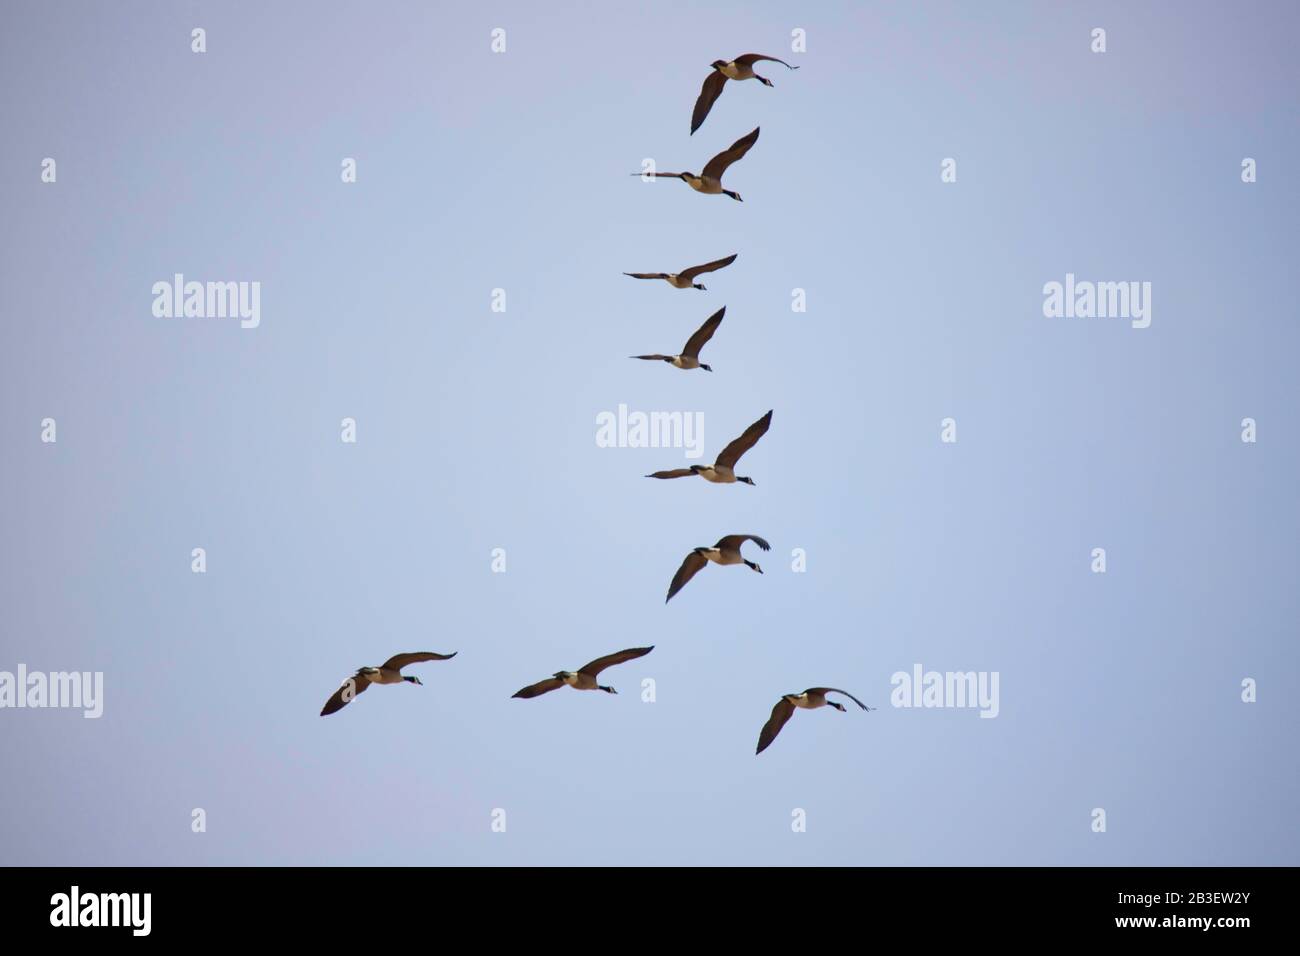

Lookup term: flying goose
[512,646,654,698]
[756,688,874,754]
[633,127,759,201]
[666,534,770,603]
[624,253,737,290]
[647,409,772,485]
[319,651,457,716]
[692,55,799,135]
[632,305,724,371]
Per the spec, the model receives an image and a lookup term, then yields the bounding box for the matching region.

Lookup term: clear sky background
[1,0,1296,865]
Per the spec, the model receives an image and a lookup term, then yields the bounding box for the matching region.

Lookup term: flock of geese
[319,53,872,755]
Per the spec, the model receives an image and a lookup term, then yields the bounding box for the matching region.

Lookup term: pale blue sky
[1,0,1296,865]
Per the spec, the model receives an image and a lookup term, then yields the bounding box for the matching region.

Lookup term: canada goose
[633,127,759,201]
[647,409,772,485]
[692,55,799,135]
[512,646,654,698]
[624,253,737,291]
[319,651,457,716]
[756,688,874,754]
[631,305,724,371]
[666,534,770,603]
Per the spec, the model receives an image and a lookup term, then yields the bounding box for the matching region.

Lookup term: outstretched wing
[646,468,695,479]
[715,410,772,468]
[715,534,771,552]
[678,253,737,282]
[702,127,760,181]
[624,272,669,280]
[512,677,564,699]
[579,646,654,677]
[382,651,457,671]
[682,306,725,358]
[733,53,799,70]
[320,673,371,716]
[807,688,871,711]
[691,70,728,135]
[756,698,795,754]
[632,354,672,361]
[666,551,709,603]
